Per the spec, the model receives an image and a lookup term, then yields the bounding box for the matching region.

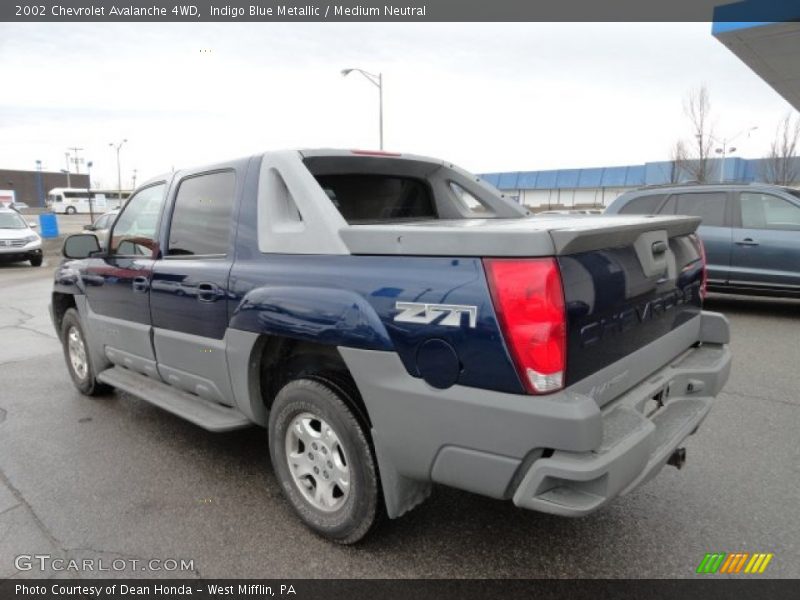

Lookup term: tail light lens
[690,234,708,300]
[483,258,567,395]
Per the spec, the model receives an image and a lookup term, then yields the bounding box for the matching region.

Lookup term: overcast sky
[0,22,795,188]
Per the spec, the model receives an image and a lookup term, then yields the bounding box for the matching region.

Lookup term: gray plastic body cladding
[77,297,157,377]
[73,295,112,375]
[512,342,731,516]
[338,347,602,515]
[339,310,730,518]
[225,329,267,426]
[152,328,235,406]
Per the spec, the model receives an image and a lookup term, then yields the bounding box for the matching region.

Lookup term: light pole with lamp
[714,126,758,183]
[109,139,127,204]
[60,169,71,188]
[35,160,44,208]
[86,161,95,222]
[341,68,383,150]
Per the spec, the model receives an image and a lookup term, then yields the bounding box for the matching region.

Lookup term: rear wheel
[268,378,380,544]
[60,308,112,396]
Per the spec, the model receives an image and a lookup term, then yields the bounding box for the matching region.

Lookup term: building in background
[0,169,89,208]
[481,156,800,211]
[482,5,800,212]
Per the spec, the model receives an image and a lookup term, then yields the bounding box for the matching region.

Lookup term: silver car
[0,207,43,266]
[82,210,119,248]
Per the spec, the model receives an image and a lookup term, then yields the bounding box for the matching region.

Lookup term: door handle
[196,282,223,302]
[132,276,149,293]
[735,238,759,246]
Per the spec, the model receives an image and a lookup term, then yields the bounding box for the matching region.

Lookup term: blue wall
[481,157,800,190]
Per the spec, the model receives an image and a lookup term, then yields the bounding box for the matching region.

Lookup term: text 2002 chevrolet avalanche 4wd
[51,149,731,543]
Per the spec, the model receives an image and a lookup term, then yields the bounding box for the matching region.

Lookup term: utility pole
[68,146,85,174]
[109,139,128,204]
[131,169,138,190]
[64,153,72,187]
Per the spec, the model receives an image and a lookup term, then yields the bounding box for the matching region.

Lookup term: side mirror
[63,234,101,259]
[83,224,96,231]
[28,222,38,229]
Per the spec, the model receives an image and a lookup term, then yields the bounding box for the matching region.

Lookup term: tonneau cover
[339,215,701,257]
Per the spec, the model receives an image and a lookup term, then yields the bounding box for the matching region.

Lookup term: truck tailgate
[341,213,705,399]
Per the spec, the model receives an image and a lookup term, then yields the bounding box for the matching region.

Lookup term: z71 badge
[394,301,478,328]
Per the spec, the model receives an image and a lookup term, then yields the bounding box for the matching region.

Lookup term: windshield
[0,212,27,229]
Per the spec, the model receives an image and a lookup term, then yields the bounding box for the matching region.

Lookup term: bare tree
[763,112,800,185]
[669,140,689,183]
[678,86,715,183]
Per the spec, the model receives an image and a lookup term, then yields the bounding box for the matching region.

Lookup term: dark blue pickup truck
[51,149,731,543]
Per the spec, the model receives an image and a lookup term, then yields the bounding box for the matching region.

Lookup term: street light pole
[109,139,127,205]
[713,125,758,183]
[378,72,383,151]
[87,161,95,222]
[35,160,44,208]
[341,68,384,150]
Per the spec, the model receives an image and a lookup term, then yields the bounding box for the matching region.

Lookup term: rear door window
[167,171,236,256]
[618,194,666,215]
[674,192,727,227]
[739,193,800,231]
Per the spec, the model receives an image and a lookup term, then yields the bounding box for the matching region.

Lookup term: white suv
[0,207,43,266]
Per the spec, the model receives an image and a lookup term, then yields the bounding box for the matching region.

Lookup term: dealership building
[481,156,800,210]
[483,10,800,211]
[0,169,88,207]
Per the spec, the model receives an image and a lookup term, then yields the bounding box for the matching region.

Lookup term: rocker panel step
[97,366,252,432]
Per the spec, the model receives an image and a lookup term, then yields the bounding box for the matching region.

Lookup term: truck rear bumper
[511,341,730,516]
[339,311,731,519]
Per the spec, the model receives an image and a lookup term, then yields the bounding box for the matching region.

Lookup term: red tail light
[483,258,567,395]
[690,234,708,300]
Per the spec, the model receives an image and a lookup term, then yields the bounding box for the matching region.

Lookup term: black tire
[29,255,43,267]
[60,308,112,396]
[269,378,380,544]
[65,206,76,215]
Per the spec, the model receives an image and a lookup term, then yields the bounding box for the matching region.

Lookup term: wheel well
[256,336,372,429]
[51,293,76,338]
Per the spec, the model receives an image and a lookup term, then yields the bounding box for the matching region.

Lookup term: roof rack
[635,180,769,191]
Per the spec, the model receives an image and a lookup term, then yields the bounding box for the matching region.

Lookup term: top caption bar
[2,0,799,22]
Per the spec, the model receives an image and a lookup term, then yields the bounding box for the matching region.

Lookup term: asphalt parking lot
[0,255,798,579]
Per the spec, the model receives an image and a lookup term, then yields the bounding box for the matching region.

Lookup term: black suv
[606,183,800,298]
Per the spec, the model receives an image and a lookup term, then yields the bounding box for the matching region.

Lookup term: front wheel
[268,378,380,544]
[60,308,112,396]
[65,206,77,215]
[29,255,43,267]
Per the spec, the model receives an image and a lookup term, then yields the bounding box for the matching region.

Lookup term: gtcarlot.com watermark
[14,553,195,573]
